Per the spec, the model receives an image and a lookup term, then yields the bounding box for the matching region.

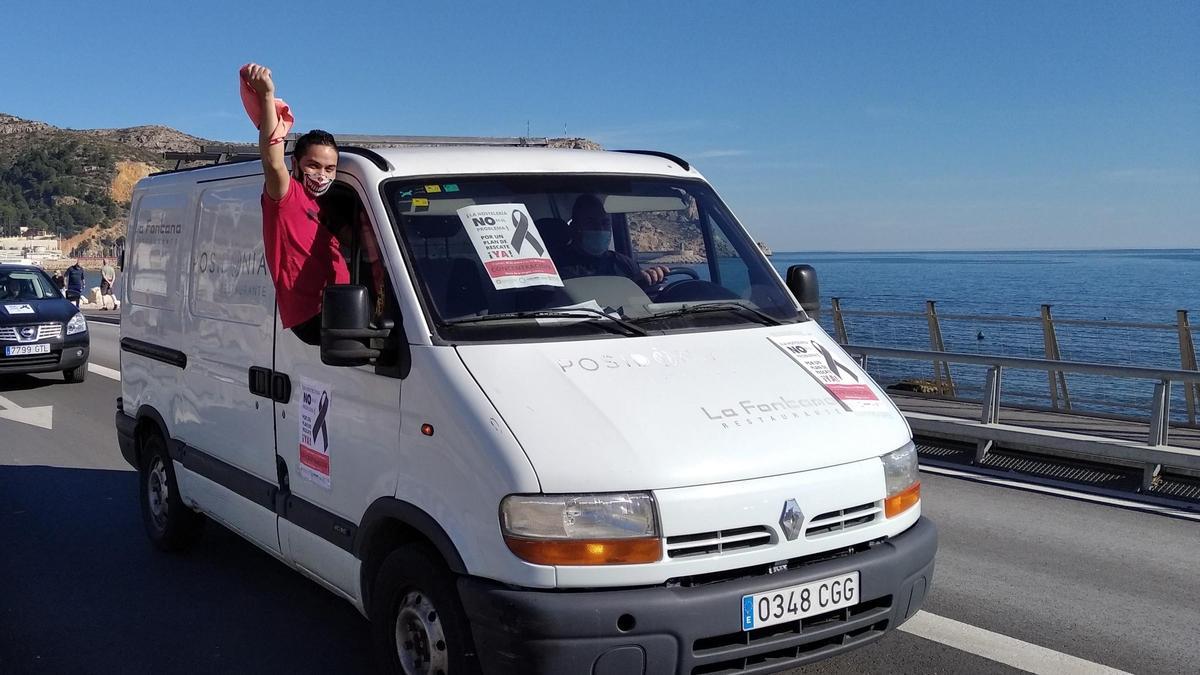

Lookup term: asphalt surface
[2,325,1197,674]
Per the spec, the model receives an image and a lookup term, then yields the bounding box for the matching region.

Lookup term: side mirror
[785,264,820,315]
[320,285,391,367]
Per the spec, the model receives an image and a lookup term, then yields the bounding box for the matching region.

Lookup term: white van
[115,142,935,675]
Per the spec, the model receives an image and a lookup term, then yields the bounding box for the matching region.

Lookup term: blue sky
[2,1,1196,251]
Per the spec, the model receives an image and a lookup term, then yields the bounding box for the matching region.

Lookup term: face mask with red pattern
[299,169,333,197]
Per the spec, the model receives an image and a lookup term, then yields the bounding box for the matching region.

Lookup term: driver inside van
[243,63,350,344]
[557,194,670,287]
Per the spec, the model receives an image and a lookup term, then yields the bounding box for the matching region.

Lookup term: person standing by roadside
[99,259,116,310]
[65,260,86,307]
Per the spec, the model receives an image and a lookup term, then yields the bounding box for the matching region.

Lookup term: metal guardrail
[844,344,1200,489]
[830,299,1200,424]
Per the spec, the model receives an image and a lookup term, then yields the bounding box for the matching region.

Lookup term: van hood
[455,322,910,492]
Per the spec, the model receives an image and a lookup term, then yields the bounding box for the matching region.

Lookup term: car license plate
[4,343,50,356]
[742,571,859,630]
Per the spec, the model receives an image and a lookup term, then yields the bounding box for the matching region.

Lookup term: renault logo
[779,499,804,541]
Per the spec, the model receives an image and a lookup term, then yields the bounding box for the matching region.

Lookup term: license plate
[4,343,50,356]
[742,571,859,630]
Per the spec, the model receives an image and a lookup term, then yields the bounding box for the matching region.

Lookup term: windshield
[385,175,802,341]
[0,269,60,301]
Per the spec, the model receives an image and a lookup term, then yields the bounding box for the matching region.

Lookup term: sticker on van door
[768,336,884,413]
[298,378,333,489]
[457,203,563,290]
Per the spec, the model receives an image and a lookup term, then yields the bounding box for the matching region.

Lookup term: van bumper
[458,516,937,675]
[115,408,138,470]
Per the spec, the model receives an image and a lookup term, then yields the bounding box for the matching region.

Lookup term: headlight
[500,492,661,565]
[66,312,87,335]
[881,441,920,518]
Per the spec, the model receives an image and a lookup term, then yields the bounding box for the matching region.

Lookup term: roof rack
[162,145,258,170]
[160,134,554,172]
[329,134,551,148]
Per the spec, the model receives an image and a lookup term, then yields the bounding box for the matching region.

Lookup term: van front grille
[667,526,774,559]
[805,502,881,539]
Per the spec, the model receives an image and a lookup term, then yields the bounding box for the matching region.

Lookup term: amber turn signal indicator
[884,482,920,518]
[503,536,662,565]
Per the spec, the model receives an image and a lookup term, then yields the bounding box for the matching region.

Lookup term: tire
[139,431,205,552]
[371,544,478,675]
[63,362,87,383]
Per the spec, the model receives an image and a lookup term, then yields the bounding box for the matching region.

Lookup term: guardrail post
[925,300,955,396]
[1141,379,1168,493]
[975,366,1003,462]
[1144,379,1169,490]
[831,297,849,344]
[1178,310,1198,425]
[1148,379,1171,447]
[1041,304,1071,411]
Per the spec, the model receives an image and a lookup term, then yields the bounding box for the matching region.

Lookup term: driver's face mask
[579,230,612,256]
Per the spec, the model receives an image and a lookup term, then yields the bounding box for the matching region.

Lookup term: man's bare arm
[243,63,290,201]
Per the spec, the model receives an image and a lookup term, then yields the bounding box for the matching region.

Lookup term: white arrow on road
[0,394,53,430]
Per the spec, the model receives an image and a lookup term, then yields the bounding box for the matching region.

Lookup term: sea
[767,249,1200,423]
[85,249,1200,422]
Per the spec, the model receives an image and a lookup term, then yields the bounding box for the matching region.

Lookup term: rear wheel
[63,362,87,383]
[371,544,478,675]
[139,431,204,551]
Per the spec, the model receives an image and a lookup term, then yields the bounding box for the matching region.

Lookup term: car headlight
[66,312,87,335]
[881,441,920,518]
[500,492,661,565]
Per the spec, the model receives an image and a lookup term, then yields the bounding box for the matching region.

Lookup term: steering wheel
[646,266,700,294]
[664,266,700,281]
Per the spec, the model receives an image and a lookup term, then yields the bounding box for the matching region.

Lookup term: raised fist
[242,63,275,97]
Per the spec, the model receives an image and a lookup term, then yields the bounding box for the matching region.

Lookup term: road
[2,322,1198,674]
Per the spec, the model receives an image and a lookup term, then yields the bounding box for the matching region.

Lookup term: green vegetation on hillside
[0,138,122,237]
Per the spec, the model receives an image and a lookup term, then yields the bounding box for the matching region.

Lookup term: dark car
[0,264,90,383]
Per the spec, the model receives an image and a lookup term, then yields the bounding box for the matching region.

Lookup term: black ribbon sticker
[510,209,544,255]
[312,391,330,451]
[811,340,858,382]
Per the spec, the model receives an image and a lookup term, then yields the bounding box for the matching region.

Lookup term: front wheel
[139,432,205,552]
[371,544,478,675]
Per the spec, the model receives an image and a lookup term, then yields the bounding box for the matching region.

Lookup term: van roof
[147,145,702,186]
[368,146,698,179]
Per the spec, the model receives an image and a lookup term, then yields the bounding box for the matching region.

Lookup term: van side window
[323,184,394,325]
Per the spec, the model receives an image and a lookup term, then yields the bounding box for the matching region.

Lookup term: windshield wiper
[634,302,783,326]
[442,308,647,337]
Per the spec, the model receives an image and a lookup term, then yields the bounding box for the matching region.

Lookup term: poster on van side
[768,335,885,413]
[298,378,333,490]
[456,203,563,290]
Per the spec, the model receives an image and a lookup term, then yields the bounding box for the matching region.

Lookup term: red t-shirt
[262,177,350,328]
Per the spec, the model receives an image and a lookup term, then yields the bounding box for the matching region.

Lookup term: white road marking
[920,464,1200,522]
[0,394,53,430]
[88,363,121,381]
[901,611,1129,674]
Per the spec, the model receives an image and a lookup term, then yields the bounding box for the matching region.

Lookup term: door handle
[248,366,272,398]
[248,367,291,404]
[271,372,292,404]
